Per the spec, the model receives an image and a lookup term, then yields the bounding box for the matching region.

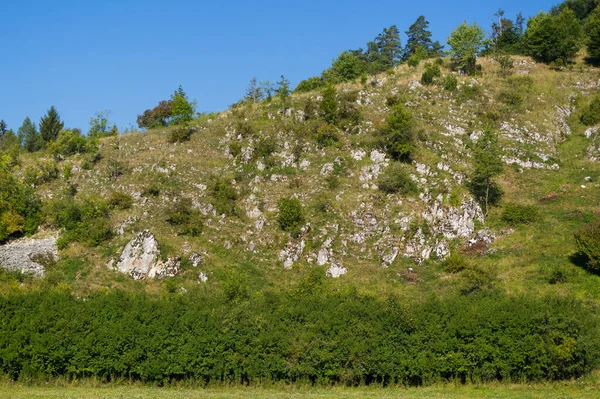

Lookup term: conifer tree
[320,84,338,125]
[18,117,43,152]
[404,16,434,59]
[586,6,600,59]
[39,106,64,143]
[375,25,402,69]
[276,75,291,110]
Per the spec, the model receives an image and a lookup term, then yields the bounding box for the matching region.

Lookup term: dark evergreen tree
[375,25,402,69]
[18,117,43,152]
[555,0,599,21]
[404,16,434,59]
[276,75,291,110]
[39,106,64,143]
[319,84,338,125]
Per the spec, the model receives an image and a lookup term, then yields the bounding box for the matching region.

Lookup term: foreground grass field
[3,378,600,399]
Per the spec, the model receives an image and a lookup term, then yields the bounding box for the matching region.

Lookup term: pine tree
[244,77,263,103]
[375,25,402,69]
[18,117,43,152]
[39,106,64,143]
[0,120,7,139]
[404,16,434,59]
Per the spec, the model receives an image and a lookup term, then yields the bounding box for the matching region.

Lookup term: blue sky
[1,0,557,133]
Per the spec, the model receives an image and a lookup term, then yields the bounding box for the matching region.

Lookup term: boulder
[114,230,180,280]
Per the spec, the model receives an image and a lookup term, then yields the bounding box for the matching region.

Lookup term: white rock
[370,150,387,164]
[326,263,347,278]
[0,236,58,277]
[198,272,208,282]
[115,230,180,280]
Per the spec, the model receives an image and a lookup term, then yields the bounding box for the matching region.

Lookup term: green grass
[3,379,600,399]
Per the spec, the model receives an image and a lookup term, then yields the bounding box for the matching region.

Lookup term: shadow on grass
[584,57,600,67]
[569,252,600,276]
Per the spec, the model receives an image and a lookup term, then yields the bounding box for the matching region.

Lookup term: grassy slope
[8,55,600,304]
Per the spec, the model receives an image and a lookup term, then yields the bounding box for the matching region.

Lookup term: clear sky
[1,0,558,133]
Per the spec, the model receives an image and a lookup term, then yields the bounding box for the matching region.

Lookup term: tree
[18,117,43,152]
[276,75,291,110]
[319,84,338,125]
[524,9,583,64]
[447,22,486,75]
[404,16,434,60]
[137,100,173,129]
[170,86,196,125]
[469,128,503,216]
[555,0,599,21]
[0,120,7,138]
[322,51,366,83]
[490,10,525,54]
[377,104,415,162]
[375,25,402,69]
[244,77,263,103]
[260,80,276,101]
[586,6,600,59]
[89,110,118,138]
[39,106,64,143]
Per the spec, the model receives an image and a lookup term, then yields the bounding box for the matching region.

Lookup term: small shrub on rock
[420,63,441,85]
[211,178,238,216]
[444,252,469,273]
[315,124,340,148]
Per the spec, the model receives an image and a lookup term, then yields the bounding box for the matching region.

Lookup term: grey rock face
[189,252,203,267]
[114,230,180,279]
[279,240,305,269]
[0,236,58,277]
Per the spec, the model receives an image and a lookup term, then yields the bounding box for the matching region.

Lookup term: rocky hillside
[2,56,600,299]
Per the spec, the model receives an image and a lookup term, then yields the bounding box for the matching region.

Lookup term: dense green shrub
[315,124,340,148]
[443,75,458,91]
[166,198,203,236]
[574,221,600,270]
[0,289,597,385]
[294,76,324,93]
[502,203,539,225]
[377,104,415,162]
[47,129,97,158]
[277,197,304,235]
[0,161,43,241]
[580,94,600,126]
[420,63,441,85]
[254,137,277,160]
[444,252,469,273]
[47,197,112,248]
[320,84,339,125]
[107,191,133,210]
[23,160,59,186]
[168,126,194,143]
[377,162,417,194]
[210,178,238,216]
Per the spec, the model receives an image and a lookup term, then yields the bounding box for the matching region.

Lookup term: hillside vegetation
[1,0,600,387]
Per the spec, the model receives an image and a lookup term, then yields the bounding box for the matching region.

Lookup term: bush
[106,159,127,180]
[254,137,277,159]
[294,76,324,93]
[420,63,441,85]
[211,178,238,216]
[167,126,194,143]
[48,129,96,158]
[23,160,59,186]
[377,162,417,194]
[443,75,458,91]
[277,197,304,235]
[47,197,112,247]
[142,183,161,197]
[0,289,597,385]
[315,124,340,148]
[377,104,415,162]
[107,191,133,210]
[502,204,539,225]
[166,198,203,237]
[580,94,600,126]
[574,221,600,270]
[444,252,469,273]
[228,141,242,158]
